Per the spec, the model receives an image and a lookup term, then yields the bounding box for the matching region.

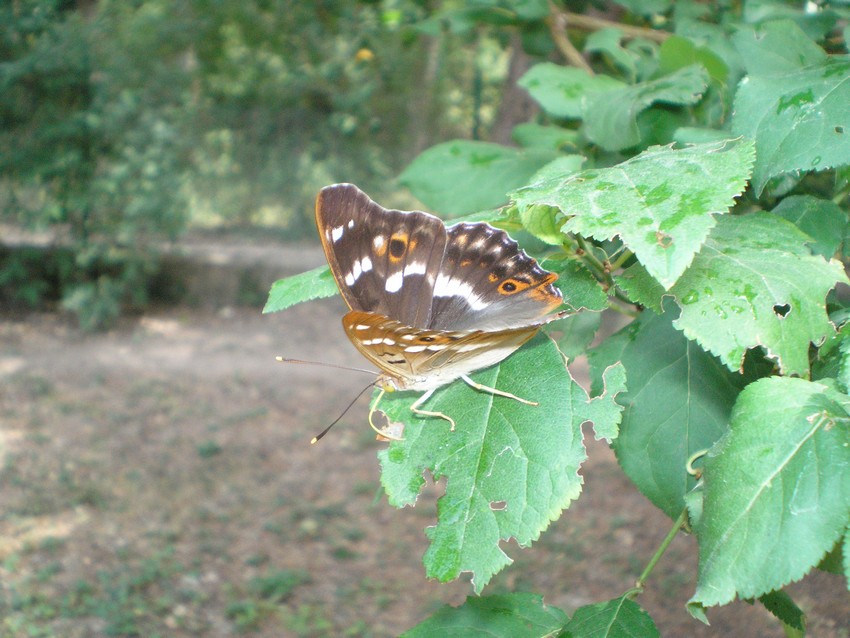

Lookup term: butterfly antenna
[276,356,375,376]
[311,382,376,444]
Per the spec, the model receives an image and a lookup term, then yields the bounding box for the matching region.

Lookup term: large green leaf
[588,306,745,517]
[667,213,848,376]
[262,265,338,313]
[731,20,825,76]
[512,140,754,288]
[732,57,850,195]
[518,62,624,119]
[399,141,558,215]
[690,377,850,608]
[401,593,568,637]
[561,596,659,638]
[582,65,709,151]
[377,336,626,592]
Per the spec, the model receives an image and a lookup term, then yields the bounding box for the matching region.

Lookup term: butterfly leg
[410,389,456,431]
[367,388,405,441]
[460,374,538,406]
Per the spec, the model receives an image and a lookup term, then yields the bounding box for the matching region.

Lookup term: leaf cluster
[267,1,850,635]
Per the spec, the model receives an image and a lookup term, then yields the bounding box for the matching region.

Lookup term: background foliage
[0,0,496,327]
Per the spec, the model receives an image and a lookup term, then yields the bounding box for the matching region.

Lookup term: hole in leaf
[489,500,507,511]
[773,303,791,318]
[836,126,845,134]
[655,231,673,249]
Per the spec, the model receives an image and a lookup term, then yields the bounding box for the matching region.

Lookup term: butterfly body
[316,183,566,430]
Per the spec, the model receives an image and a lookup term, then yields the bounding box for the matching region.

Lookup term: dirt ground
[0,296,848,637]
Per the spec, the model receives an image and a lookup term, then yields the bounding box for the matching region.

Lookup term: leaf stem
[608,248,634,273]
[629,508,689,596]
[574,235,608,280]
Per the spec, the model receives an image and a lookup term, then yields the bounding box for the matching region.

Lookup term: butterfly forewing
[316,184,447,328]
[427,223,563,331]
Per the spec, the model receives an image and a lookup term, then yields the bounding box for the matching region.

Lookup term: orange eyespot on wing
[388,232,408,262]
[499,278,531,295]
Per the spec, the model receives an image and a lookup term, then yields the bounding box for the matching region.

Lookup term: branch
[547,6,594,74]
[558,8,672,44]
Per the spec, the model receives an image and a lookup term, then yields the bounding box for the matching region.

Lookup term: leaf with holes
[668,213,848,376]
[690,377,850,608]
[377,335,625,592]
[512,139,754,289]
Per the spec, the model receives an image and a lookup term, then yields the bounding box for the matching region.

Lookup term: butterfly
[316,183,567,437]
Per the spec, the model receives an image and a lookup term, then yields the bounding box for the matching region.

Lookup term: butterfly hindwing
[342,310,539,391]
[316,184,446,328]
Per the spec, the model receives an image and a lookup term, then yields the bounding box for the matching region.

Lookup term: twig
[547,5,594,74]
[559,8,671,44]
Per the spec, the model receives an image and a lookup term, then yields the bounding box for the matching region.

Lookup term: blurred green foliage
[0,0,503,327]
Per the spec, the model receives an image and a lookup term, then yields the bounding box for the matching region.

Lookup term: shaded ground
[0,294,848,636]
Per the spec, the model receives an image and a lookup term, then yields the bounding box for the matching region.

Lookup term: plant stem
[627,508,689,597]
[575,234,609,281]
[608,248,635,272]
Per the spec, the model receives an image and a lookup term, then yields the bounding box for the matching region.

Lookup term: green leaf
[549,311,602,360]
[561,596,659,638]
[844,527,850,589]
[518,63,625,119]
[262,265,338,313]
[401,593,568,637]
[742,1,838,41]
[540,258,609,313]
[377,336,626,592]
[615,263,666,313]
[582,65,709,151]
[658,35,728,83]
[817,539,844,575]
[732,57,850,195]
[588,306,745,517]
[668,213,848,376]
[690,377,850,608]
[400,141,559,215]
[771,194,848,258]
[758,590,806,635]
[512,123,580,151]
[732,20,826,76]
[585,28,638,82]
[513,139,754,288]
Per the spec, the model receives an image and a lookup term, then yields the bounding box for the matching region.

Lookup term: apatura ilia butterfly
[316,183,567,436]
